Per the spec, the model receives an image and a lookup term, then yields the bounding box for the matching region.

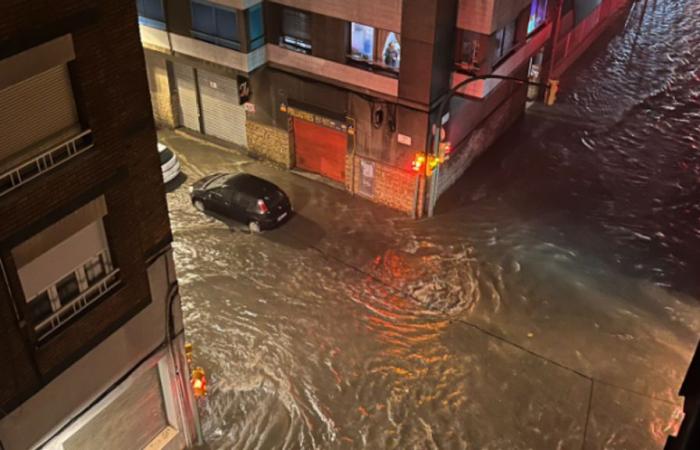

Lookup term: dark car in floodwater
[190,173,292,232]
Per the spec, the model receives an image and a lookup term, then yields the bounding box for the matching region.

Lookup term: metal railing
[35,269,120,342]
[0,129,94,198]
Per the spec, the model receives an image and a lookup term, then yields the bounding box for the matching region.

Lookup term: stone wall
[246,121,292,167]
[349,155,424,216]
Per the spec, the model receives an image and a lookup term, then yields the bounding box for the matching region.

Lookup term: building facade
[0,1,200,449]
[138,0,631,217]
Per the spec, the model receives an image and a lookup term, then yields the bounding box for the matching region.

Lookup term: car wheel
[193,199,205,212]
[248,221,261,233]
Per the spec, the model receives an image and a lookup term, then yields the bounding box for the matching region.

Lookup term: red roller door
[293,118,347,183]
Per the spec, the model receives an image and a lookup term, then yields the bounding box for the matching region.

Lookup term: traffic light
[427,155,439,176]
[411,153,426,173]
[545,79,559,106]
[438,142,452,162]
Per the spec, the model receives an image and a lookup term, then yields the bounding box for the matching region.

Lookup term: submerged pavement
[161,1,700,447]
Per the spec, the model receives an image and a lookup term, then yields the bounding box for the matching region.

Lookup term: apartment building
[139,0,631,217]
[0,1,200,449]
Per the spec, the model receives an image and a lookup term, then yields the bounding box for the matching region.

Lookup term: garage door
[173,63,200,132]
[293,118,347,183]
[197,70,247,147]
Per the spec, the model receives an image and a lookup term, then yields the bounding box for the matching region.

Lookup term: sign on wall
[237,75,251,105]
[282,104,349,133]
[359,159,375,196]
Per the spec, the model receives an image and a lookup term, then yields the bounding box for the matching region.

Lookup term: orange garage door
[293,118,347,183]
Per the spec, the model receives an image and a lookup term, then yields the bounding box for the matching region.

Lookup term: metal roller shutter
[62,367,168,450]
[293,118,347,183]
[197,70,247,147]
[174,63,201,132]
[0,65,79,164]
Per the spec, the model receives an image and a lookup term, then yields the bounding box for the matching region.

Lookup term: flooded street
[164,1,700,448]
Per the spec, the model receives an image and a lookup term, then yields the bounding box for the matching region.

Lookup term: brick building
[138,0,631,217]
[0,1,200,449]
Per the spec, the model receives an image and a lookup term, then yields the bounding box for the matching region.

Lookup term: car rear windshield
[263,190,286,207]
[159,148,175,165]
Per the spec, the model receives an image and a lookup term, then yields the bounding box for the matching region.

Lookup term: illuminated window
[349,23,401,71]
[351,23,375,60]
[381,32,401,69]
[528,0,548,34]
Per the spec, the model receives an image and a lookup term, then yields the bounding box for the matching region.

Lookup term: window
[528,0,548,34]
[13,197,120,341]
[56,272,80,306]
[381,32,401,69]
[24,249,116,341]
[281,8,311,53]
[248,4,265,50]
[348,23,401,72]
[85,254,106,286]
[191,1,240,50]
[351,23,375,60]
[137,0,166,29]
[493,20,516,64]
[460,38,480,67]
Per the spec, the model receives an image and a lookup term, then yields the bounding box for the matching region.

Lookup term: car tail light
[257,199,269,214]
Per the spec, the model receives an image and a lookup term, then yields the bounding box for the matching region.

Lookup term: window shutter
[283,9,311,41]
[0,65,79,166]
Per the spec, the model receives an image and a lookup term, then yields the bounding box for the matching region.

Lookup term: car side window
[239,193,257,212]
[223,189,237,204]
[210,188,224,199]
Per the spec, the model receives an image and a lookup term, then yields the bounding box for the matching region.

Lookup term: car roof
[224,173,278,195]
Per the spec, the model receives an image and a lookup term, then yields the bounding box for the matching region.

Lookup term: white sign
[209,81,218,89]
[244,102,256,113]
[397,134,412,146]
[359,160,375,196]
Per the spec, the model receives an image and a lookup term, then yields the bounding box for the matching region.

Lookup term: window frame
[25,248,117,342]
[493,19,517,66]
[247,4,265,51]
[347,22,401,75]
[350,22,375,61]
[190,0,242,51]
[137,0,167,30]
[280,7,312,54]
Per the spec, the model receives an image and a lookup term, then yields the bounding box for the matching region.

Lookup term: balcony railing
[0,129,94,199]
[35,269,120,342]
